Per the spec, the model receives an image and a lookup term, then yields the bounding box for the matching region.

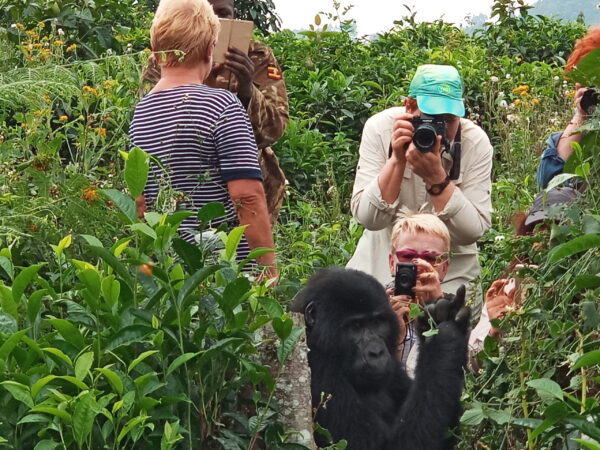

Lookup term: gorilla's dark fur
[291,268,470,450]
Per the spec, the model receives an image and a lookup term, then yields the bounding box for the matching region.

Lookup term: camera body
[411,113,447,153]
[394,262,417,297]
[581,87,599,115]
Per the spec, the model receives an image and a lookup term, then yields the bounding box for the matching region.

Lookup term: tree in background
[235,0,281,34]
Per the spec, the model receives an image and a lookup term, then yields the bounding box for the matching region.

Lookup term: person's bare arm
[227,178,277,279]
[557,84,587,161]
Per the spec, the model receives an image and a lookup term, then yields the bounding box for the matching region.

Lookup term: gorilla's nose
[366,344,385,361]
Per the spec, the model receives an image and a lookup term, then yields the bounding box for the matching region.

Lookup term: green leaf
[125,147,149,198]
[0,329,28,360]
[272,316,293,341]
[566,47,600,87]
[79,234,104,247]
[73,392,98,445]
[87,246,134,293]
[117,415,148,442]
[527,378,564,401]
[166,352,200,378]
[564,418,600,441]
[172,238,203,273]
[33,441,61,450]
[572,349,600,371]
[544,173,578,192]
[48,318,86,350]
[128,350,159,373]
[575,275,600,291]
[31,406,71,422]
[1,381,33,408]
[77,268,101,300]
[102,189,137,224]
[197,202,226,223]
[31,375,57,399]
[0,256,14,280]
[548,234,600,264]
[258,297,283,318]
[101,276,120,308]
[277,327,304,364]
[55,234,72,258]
[27,289,47,324]
[0,282,17,319]
[105,325,154,352]
[42,347,73,367]
[75,352,94,381]
[220,277,251,311]
[571,438,600,450]
[460,406,485,425]
[13,263,44,303]
[130,223,157,240]
[96,367,124,395]
[224,226,247,261]
[176,266,220,308]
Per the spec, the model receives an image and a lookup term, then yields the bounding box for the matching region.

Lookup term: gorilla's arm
[392,288,470,450]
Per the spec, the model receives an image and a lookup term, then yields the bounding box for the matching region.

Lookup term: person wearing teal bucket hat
[347,64,493,323]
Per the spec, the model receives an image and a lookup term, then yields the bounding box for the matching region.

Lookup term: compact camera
[410,113,447,153]
[581,87,599,115]
[394,262,417,297]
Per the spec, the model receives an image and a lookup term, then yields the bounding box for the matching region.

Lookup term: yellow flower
[37,21,45,28]
[66,44,77,52]
[15,23,25,30]
[143,48,151,53]
[82,187,98,202]
[33,43,42,48]
[532,98,540,105]
[59,115,68,122]
[53,40,64,46]
[103,79,117,90]
[25,30,38,37]
[95,127,107,137]
[514,99,522,106]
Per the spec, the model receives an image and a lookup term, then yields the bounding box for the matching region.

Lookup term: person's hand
[224,46,255,106]
[387,287,412,345]
[485,279,516,338]
[390,113,415,164]
[405,136,447,186]
[256,264,279,287]
[573,83,588,120]
[413,258,443,303]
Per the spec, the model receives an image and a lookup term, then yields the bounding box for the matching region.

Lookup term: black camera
[581,87,599,115]
[411,113,447,153]
[394,262,417,297]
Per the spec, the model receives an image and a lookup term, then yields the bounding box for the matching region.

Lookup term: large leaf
[277,326,304,364]
[12,264,44,303]
[96,367,124,395]
[0,329,29,360]
[166,352,200,378]
[73,392,98,446]
[197,202,226,223]
[31,406,71,422]
[125,147,149,199]
[172,238,203,273]
[175,266,220,308]
[527,378,564,401]
[548,234,600,264]
[1,381,33,408]
[87,246,134,293]
[105,325,154,352]
[48,318,86,350]
[102,189,137,224]
[128,350,159,374]
[0,256,14,281]
[75,352,94,381]
[566,47,600,87]
[572,349,600,371]
[224,226,247,261]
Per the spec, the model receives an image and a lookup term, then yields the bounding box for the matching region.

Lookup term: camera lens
[413,125,437,152]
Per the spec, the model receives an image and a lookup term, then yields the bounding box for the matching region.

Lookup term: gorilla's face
[344,312,396,387]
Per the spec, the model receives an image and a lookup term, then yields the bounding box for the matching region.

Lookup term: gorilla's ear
[304,301,317,329]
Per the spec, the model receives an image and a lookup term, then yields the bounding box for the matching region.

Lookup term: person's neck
[150,62,211,94]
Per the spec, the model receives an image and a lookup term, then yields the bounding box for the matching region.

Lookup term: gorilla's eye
[351,320,362,331]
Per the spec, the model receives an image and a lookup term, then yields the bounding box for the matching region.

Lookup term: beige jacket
[347,107,493,309]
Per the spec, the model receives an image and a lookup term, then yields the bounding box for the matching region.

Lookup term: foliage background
[0,0,598,448]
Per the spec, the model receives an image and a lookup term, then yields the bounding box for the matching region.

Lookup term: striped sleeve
[213,97,262,182]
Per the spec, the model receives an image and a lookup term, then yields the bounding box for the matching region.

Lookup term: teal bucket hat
[408,64,465,117]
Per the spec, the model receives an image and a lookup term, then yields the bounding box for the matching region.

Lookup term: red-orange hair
[564,27,600,73]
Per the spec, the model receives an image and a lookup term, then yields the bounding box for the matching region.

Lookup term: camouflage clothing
[142,40,289,225]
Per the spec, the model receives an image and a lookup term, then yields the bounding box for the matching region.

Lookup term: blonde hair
[150,0,220,67]
[391,213,450,251]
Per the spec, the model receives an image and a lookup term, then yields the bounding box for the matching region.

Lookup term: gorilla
[291,268,470,450]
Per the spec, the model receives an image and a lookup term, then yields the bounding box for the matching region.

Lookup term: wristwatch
[426,176,451,196]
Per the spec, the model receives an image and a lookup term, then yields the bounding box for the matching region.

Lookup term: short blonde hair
[391,213,450,251]
[150,0,219,67]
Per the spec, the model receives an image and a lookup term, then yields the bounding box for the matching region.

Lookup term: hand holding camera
[394,259,443,304]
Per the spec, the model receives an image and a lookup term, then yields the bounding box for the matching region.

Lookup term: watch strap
[426,176,451,196]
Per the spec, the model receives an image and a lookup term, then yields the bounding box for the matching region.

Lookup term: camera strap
[446,124,461,181]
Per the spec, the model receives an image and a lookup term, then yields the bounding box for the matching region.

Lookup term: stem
[577,331,587,414]
[519,330,535,450]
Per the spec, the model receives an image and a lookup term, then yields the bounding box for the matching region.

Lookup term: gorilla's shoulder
[291,267,388,313]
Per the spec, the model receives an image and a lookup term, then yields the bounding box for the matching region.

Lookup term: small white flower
[499,100,508,108]
[494,235,505,242]
[498,91,505,98]
[490,76,499,82]
[127,43,133,48]
[106,49,113,56]
[505,73,512,79]
[507,114,517,122]
[553,76,560,81]
[57,28,64,36]
[10,23,16,28]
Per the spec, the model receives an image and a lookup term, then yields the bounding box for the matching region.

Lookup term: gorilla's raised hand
[417,285,471,337]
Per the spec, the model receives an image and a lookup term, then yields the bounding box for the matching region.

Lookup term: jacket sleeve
[247,45,289,149]
[350,116,400,231]
[436,135,493,246]
[536,132,565,189]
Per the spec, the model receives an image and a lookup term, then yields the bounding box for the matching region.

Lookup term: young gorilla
[292,268,470,450]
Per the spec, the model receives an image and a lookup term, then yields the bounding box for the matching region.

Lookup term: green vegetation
[0,0,598,448]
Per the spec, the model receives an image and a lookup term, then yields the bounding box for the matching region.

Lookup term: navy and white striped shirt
[129,84,262,259]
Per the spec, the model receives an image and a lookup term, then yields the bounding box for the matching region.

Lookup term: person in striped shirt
[130,0,277,280]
